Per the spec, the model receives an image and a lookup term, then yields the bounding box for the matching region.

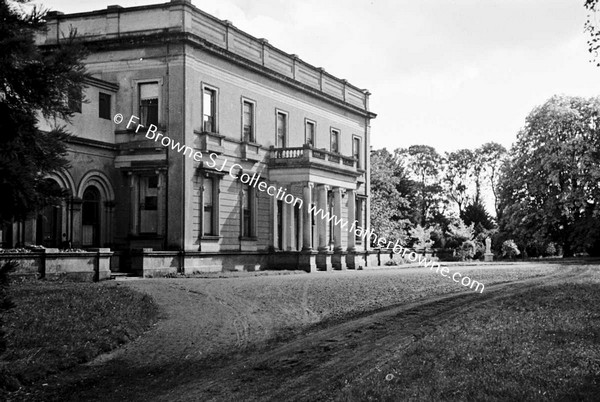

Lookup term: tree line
[371,94,600,259]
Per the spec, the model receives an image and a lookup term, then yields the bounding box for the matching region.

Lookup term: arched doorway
[36,180,63,248]
[82,186,100,247]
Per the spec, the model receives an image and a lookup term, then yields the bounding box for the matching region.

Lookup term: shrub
[545,242,557,257]
[502,239,521,259]
[456,240,476,261]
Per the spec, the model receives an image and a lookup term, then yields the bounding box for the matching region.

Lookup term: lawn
[337,271,600,401]
[0,278,159,393]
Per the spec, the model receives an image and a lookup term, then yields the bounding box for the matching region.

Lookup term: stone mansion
[4,0,376,273]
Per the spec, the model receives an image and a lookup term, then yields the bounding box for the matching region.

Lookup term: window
[276,111,287,147]
[139,83,159,127]
[330,129,339,153]
[353,137,361,168]
[99,92,111,120]
[203,87,217,132]
[305,120,315,147]
[242,100,255,142]
[68,87,82,113]
[241,185,253,238]
[139,175,158,234]
[203,177,215,236]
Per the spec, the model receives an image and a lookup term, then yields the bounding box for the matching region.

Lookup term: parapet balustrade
[268,145,358,170]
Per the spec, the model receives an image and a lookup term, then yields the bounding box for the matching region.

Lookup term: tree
[585,0,600,66]
[397,145,445,227]
[498,95,600,257]
[444,149,474,215]
[477,142,507,218]
[0,0,88,223]
[370,148,414,243]
[461,201,494,232]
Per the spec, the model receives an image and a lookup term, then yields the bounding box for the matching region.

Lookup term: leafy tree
[501,239,520,259]
[444,149,474,215]
[409,225,434,249]
[0,0,88,223]
[445,219,474,249]
[461,201,494,232]
[477,142,507,218]
[397,145,445,227]
[498,95,600,257]
[370,148,414,243]
[585,0,600,66]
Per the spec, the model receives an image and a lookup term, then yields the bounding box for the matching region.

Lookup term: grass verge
[0,279,159,393]
[338,281,600,401]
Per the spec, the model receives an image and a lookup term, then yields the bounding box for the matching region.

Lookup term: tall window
[203,177,215,236]
[353,137,361,168]
[241,186,253,237]
[330,129,339,153]
[203,87,216,132]
[139,175,158,234]
[305,120,315,147]
[82,186,100,246]
[276,111,287,147]
[242,100,254,142]
[68,87,82,113]
[139,83,159,127]
[99,92,111,120]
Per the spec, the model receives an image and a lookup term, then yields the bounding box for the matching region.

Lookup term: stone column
[332,188,343,252]
[345,188,359,269]
[302,183,313,251]
[346,189,356,251]
[332,187,346,270]
[316,184,331,270]
[129,174,139,235]
[317,184,329,251]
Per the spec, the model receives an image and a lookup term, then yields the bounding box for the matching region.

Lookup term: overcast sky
[35,0,600,154]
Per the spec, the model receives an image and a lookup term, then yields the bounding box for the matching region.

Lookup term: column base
[299,251,317,272]
[316,250,332,271]
[345,251,364,270]
[332,250,347,270]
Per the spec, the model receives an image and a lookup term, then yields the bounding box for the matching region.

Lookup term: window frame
[352,135,362,168]
[330,127,340,153]
[98,92,111,120]
[201,174,220,237]
[275,109,288,148]
[138,82,160,128]
[138,174,160,234]
[68,87,82,114]
[241,97,256,143]
[305,118,316,147]
[240,182,257,239]
[133,78,163,129]
[201,83,219,133]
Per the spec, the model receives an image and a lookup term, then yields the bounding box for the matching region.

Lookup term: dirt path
[36,264,586,401]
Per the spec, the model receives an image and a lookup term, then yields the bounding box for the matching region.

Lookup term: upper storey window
[330,128,339,153]
[99,92,111,120]
[276,110,287,148]
[353,136,361,168]
[242,99,255,143]
[305,120,315,147]
[139,83,159,127]
[203,86,217,132]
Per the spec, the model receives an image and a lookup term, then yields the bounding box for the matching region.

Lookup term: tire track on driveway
[148,266,590,402]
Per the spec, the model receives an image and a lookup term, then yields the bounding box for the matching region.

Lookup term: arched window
[36,179,63,247]
[82,186,100,247]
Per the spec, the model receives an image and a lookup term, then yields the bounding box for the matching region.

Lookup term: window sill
[199,235,221,241]
[239,236,258,241]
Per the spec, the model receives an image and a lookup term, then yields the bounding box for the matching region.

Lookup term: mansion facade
[4,0,376,273]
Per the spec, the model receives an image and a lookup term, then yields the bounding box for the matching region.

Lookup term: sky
[32,0,600,155]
